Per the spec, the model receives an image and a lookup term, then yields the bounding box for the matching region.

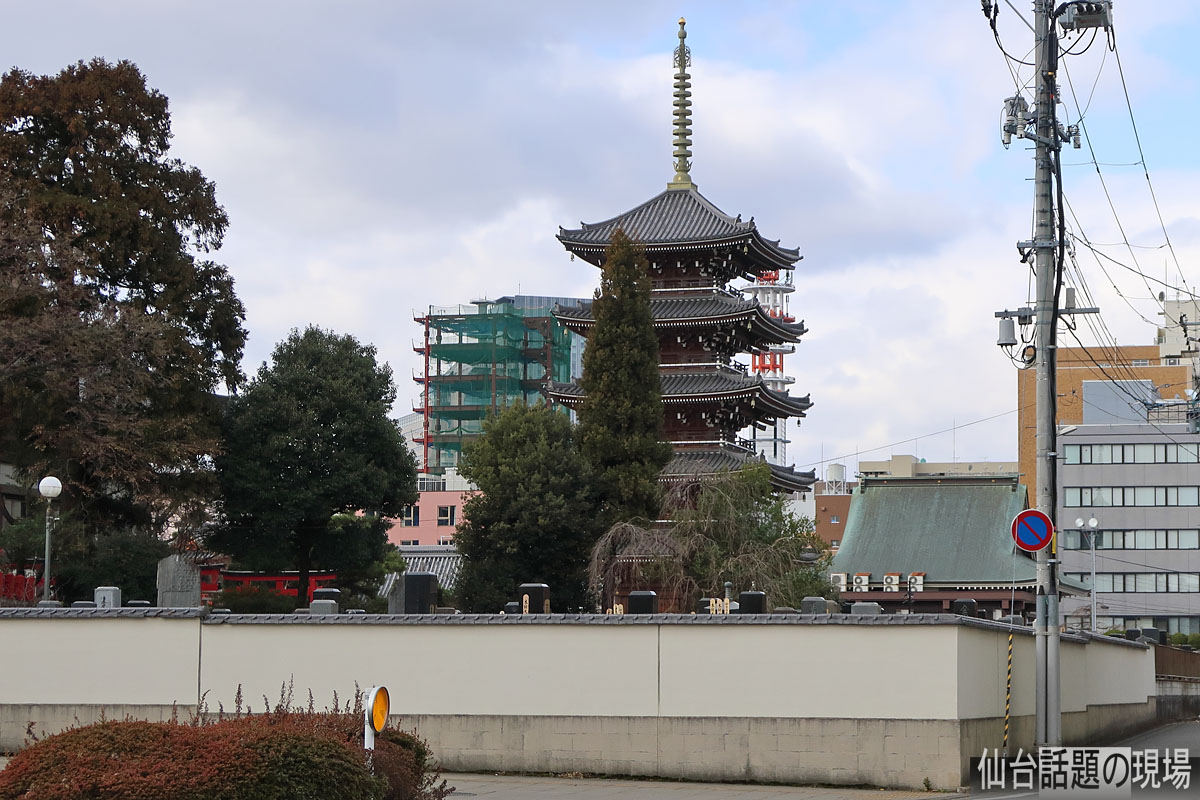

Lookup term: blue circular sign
[1011,509,1054,553]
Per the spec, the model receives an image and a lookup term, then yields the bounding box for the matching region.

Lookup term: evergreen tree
[0,59,246,529]
[456,402,600,612]
[576,230,671,522]
[212,327,417,602]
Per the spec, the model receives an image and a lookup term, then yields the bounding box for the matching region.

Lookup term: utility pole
[1031,0,1060,749]
[993,0,1111,749]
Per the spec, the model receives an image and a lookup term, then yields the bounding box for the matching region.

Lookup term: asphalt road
[440,774,951,800]
[1121,719,1200,751]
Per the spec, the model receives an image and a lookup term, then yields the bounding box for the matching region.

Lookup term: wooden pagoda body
[548,188,815,493]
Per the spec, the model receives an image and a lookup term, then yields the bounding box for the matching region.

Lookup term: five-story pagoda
[547,18,815,494]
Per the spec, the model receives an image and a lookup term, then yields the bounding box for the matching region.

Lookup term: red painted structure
[204,568,337,604]
[1,557,335,606]
[0,572,41,604]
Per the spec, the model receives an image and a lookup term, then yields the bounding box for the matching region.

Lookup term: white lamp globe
[38,476,62,499]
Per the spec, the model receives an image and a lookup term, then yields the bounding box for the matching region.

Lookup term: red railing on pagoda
[752,352,785,372]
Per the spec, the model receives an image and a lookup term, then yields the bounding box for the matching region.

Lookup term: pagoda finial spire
[668,17,696,190]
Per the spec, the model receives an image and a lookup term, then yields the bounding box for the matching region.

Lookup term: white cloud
[7,1,1198,475]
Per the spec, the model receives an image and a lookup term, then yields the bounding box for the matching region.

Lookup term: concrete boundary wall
[0,610,1155,788]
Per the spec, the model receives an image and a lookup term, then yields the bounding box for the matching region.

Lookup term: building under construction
[413,295,586,473]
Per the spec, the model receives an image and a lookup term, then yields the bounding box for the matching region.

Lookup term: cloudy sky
[5,1,1198,478]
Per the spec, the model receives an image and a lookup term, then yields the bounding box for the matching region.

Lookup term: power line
[1060,103,1164,319]
[1067,232,1198,299]
[1111,34,1195,301]
[798,407,1025,470]
[1060,193,1161,326]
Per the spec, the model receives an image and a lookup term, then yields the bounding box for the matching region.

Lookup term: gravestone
[626,591,658,614]
[800,596,839,614]
[851,601,883,616]
[388,572,438,614]
[517,583,550,614]
[737,591,767,614]
[309,599,338,616]
[94,586,122,608]
[156,554,201,607]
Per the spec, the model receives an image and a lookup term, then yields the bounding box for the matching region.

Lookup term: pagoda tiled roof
[663,448,816,493]
[557,187,800,270]
[553,294,807,341]
[546,367,812,419]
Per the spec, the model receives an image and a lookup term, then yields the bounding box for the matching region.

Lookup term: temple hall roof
[557,187,800,271]
[830,475,1085,594]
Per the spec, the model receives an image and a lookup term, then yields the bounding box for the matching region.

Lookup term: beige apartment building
[858,454,1018,479]
[1016,298,1199,499]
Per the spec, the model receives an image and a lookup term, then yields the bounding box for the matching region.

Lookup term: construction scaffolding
[413,295,585,473]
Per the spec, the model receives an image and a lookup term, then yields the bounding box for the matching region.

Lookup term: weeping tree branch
[587,464,836,611]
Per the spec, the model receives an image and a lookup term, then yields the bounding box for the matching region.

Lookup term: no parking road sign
[1011,509,1054,553]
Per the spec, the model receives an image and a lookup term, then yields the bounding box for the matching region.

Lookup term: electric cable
[1111,34,1196,302]
[795,406,1028,470]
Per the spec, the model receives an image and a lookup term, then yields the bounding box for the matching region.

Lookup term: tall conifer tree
[577,229,671,522]
[456,402,599,612]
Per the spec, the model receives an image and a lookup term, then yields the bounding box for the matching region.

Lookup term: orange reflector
[369,686,389,733]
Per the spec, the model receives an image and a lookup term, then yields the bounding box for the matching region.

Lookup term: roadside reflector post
[364,685,389,765]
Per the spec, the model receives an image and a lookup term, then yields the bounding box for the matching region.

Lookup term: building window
[1132,359,1151,367]
[1065,486,1200,508]
[1064,443,1200,465]
[398,539,419,547]
[402,505,419,527]
[437,505,456,526]
[1167,357,1181,366]
[1065,571,1200,592]
[830,515,840,524]
[1062,529,1200,550]
[437,535,454,546]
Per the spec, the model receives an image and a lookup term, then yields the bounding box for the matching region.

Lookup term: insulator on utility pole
[1001,95,1029,147]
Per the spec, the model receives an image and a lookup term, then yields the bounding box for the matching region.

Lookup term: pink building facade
[386,471,473,547]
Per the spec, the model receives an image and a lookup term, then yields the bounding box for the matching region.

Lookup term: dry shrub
[0,694,451,800]
[0,719,380,800]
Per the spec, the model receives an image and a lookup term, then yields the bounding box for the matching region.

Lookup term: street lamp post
[38,476,62,602]
[1075,517,1100,633]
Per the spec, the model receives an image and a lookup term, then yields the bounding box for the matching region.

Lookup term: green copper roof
[831,475,1039,585]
